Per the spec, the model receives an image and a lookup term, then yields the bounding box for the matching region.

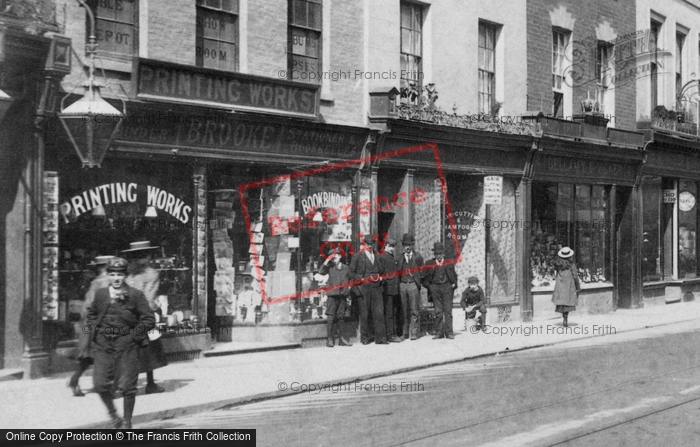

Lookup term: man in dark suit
[86,257,155,429]
[421,242,458,339]
[395,233,424,340]
[377,237,402,343]
[349,234,387,345]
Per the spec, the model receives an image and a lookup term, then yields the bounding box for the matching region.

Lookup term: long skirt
[137,338,168,374]
[555,305,576,314]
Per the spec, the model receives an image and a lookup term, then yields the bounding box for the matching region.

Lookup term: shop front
[374,119,533,324]
[105,101,370,345]
[641,131,700,305]
[528,138,644,319]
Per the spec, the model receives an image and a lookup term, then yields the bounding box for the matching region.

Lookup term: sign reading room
[137,58,319,116]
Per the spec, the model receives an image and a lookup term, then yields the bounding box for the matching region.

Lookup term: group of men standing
[324,232,482,347]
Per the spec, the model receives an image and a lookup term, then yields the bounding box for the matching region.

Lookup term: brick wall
[322,0,365,126]
[148,0,196,65]
[527,0,637,129]
[247,0,287,78]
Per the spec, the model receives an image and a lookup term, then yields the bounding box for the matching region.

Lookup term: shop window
[531,183,610,288]
[678,179,698,279]
[54,161,194,336]
[478,22,501,115]
[196,0,239,72]
[400,1,423,104]
[641,176,662,281]
[208,167,356,324]
[288,0,322,84]
[91,0,136,58]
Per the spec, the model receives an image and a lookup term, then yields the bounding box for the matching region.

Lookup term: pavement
[2,300,700,429]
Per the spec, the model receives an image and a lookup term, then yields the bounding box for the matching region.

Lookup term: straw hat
[121,241,159,253]
[557,247,574,259]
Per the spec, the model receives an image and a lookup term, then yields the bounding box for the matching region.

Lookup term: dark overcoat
[552,259,580,307]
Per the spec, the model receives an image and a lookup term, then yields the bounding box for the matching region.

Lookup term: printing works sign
[136,58,320,117]
[563,29,672,91]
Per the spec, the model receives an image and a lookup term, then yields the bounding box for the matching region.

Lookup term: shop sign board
[663,189,677,203]
[136,58,319,117]
[116,110,368,160]
[59,183,193,224]
[484,176,503,205]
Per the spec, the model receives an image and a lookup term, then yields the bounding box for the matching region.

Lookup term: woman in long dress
[552,247,580,327]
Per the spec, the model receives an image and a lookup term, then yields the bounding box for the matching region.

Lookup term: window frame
[88,0,138,61]
[552,28,570,118]
[288,0,322,84]
[478,21,497,115]
[196,0,240,72]
[400,1,424,105]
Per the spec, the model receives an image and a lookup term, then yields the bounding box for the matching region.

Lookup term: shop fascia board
[539,136,645,163]
[648,128,700,154]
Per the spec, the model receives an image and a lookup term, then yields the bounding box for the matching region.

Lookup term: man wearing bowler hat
[377,237,403,343]
[87,257,155,428]
[396,233,424,340]
[422,242,458,339]
[349,234,387,344]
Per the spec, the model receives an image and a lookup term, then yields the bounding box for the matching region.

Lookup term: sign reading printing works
[136,58,320,117]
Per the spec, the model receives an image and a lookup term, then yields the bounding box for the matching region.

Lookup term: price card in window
[663,189,677,203]
[484,176,503,205]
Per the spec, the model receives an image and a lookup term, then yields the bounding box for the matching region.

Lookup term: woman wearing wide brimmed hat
[122,241,169,394]
[552,247,580,327]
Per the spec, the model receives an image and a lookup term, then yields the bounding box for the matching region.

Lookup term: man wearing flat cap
[461,276,487,330]
[377,237,402,343]
[86,257,155,429]
[395,233,424,340]
[421,242,458,339]
[349,234,387,344]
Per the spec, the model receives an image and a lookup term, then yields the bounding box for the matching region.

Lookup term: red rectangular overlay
[238,142,460,305]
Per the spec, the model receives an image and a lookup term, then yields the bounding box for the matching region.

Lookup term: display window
[678,180,698,279]
[207,166,357,325]
[53,160,194,334]
[531,182,611,288]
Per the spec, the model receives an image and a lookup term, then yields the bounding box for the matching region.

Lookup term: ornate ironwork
[396,104,536,136]
[0,0,57,30]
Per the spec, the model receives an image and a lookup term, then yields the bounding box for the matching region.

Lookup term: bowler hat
[122,241,159,253]
[557,247,574,259]
[363,234,377,245]
[89,255,115,266]
[432,242,445,253]
[468,276,479,284]
[385,237,397,247]
[402,233,415,245]
[106,257,128,272]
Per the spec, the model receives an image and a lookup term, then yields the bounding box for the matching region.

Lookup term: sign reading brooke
[136,58,319,116]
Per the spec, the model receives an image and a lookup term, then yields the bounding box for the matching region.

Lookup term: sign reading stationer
[136,58,320,117]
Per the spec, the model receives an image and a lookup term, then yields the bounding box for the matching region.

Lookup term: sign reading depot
[60,183,192,224]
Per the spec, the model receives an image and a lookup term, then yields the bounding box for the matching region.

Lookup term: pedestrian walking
[122,241,168,394]
[396,233,424,340]
[377,237,403,343]
[319,247,353,347]
[461,276,487,331]
[422,242,458,339]
[552,247,580,327]
[68,255,114,397]
[349,234,387,345]
[86,257,155,429]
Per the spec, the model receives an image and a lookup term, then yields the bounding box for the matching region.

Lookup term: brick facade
[527,0,637,129]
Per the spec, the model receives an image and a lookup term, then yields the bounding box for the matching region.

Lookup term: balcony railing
[650,116,698,136]
[396,104,536,136]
